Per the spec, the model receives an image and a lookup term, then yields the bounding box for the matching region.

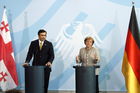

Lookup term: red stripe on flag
[0,35,18,85]
[125,29,140,84]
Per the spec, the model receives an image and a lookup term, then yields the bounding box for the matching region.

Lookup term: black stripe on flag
[129,6,140,49]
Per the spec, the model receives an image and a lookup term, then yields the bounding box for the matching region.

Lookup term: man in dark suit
[23,29,54,93]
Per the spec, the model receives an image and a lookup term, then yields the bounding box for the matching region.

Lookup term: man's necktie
[40,41,43,50]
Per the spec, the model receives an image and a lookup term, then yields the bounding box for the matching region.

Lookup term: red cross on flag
[0,8,18,91]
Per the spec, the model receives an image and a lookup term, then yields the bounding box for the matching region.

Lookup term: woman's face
[85,39,93,48]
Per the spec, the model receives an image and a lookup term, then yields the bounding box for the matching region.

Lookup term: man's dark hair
[38,29,47,35]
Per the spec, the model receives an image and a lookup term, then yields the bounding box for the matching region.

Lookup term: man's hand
[45,62,52,68]
[22,62,29,67]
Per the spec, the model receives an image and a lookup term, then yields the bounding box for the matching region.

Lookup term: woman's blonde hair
[84,37,94,45]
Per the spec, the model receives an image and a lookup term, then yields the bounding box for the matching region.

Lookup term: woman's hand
[76,56,80,63]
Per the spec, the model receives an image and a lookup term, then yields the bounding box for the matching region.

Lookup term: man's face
[38,32,47,41]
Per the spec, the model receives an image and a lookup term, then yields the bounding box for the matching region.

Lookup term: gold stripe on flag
[122,52,140,93]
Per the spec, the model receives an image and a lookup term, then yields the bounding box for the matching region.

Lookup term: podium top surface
[73,65,100,68]
[24,66,48,69]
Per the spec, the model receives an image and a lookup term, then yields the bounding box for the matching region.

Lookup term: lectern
[73,66,97,93]
[24,66,50,93]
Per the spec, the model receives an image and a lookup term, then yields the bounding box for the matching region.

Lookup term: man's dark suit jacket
[25,39,54,66]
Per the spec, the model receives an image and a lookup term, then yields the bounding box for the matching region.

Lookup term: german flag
[122,6,140,93]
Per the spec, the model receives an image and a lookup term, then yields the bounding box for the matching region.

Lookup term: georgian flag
[0,8,18,91]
